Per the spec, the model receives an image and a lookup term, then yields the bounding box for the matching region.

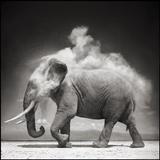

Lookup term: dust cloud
[41,26,152,110]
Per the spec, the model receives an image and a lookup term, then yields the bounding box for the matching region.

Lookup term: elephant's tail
[132,98,136,112]
[126,126,129,131]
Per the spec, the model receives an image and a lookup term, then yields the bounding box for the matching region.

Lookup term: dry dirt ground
[1,141,159,159]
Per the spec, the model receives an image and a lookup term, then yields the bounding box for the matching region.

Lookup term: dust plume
[41,26,152,109]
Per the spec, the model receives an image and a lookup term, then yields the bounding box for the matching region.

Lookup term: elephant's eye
[28,81,37,89]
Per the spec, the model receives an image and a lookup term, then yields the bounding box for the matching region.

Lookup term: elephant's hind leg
[93,120,115,148]
[93,100,126,148]
[125,116,144,148]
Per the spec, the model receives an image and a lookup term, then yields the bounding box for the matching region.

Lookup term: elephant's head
[4,58,68,138]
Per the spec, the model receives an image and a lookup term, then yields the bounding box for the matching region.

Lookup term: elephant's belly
[76,103,104,119]
[76,113,103,119]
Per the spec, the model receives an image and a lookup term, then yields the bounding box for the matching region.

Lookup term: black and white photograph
[1,1,159,159]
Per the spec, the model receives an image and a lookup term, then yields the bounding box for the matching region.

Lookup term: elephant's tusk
[15,103,38,125]
[16,119,26,125]
[4,101,35,123]
[34,103,38,112]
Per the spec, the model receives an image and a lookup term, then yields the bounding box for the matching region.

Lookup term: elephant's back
[70,69,132,88]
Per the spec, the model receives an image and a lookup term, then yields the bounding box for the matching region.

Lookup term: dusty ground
[1,141,159,159]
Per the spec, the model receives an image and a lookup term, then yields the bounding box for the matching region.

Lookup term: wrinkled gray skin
[23,58,144,148]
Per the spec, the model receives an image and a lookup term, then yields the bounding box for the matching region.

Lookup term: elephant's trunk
[23,82,45,138]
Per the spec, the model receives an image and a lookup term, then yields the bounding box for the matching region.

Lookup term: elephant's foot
[92,140,108,148]
[57,134,71,148]
[130,141,145,148]
[58,142,72,148]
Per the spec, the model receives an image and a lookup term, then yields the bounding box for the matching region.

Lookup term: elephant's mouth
[4,101,37,124]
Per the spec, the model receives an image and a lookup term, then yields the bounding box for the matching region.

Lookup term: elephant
[5,57,145,148]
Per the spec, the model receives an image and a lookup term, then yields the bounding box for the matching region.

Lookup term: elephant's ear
[47,58,68,84]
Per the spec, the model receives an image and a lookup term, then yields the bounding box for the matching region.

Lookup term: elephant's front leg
[59,119,72,148]
[50,111,74,148]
